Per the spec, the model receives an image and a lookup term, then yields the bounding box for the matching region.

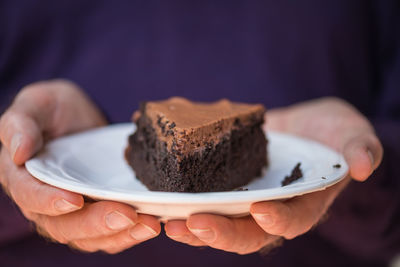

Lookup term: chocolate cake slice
[125,97,267,192]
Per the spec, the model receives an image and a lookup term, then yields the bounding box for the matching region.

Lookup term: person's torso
[0,0,383,121]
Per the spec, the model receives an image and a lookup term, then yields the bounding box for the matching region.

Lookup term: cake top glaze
[144,97,264,128]
[134,97,265,153]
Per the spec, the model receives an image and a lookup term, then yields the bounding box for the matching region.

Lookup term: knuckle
[0,113,7,132]
[56,218,74,244]
[207,232,232,251]
[51,79,79,91]
[253,234,271,252]
[32,216,57,242]
[284,232,300,240]
[0,170,10,196]
[327,97,352,110]
[20,81,50,93]
[101,247,123,255]
[322,96,343,105]
[0,110,19,130]
[53,235,69,244]
[97,235,136,255]
[237,242,264,255]
[20,209,36,221]
[8,180,25,208]
[18,79,78,99]
[70,241,98,253]
[8,176,35,212]
[284,223,312,240]
[35,224,52,240]
[234,241,253,255]
[237,249,250,255]
[232,234,268,255]
[367,134,382,150]
[42,218,69,244]
[320,96,351,110]
[9,174,56,216]
[226,227,249,254]
[31,183,55,214]
[17,82,56,110]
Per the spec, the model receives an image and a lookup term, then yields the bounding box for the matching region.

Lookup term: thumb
[0,81,58,165]
[0,110,44,165]
[0,80,107,165]
[343,133,383,181]
[263,108,289,132]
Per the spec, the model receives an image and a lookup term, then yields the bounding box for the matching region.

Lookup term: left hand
[164,97,383,254]
[0,80,161,254]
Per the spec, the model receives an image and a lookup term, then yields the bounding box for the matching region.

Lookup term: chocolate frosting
[135,97,265,154]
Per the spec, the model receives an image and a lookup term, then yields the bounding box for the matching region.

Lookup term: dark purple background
[0,1,399,266]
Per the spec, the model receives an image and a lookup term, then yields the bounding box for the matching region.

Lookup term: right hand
[0,80,161,254]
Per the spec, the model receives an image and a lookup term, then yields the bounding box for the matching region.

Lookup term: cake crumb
[234,187,249,191]
[281,162,303,186]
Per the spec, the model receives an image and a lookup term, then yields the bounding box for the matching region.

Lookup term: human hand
[165,97,383,254]
[0,80,161,253]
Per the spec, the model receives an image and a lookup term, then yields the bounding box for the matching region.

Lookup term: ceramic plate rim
[26,124,349,205]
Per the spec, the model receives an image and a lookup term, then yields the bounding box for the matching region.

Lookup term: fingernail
[165,233,182,239]
[167,234,190,243]
[105,211,135,230]
[10,133,22,161]
[253,213,274,226]
[130,223,157,241]
[189,228,215,241]
[367,150,374,168]
[54,199,80,213]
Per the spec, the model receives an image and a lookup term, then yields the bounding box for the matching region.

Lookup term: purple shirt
[0,1,399,266]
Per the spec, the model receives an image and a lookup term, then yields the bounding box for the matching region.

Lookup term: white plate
[26,123,348,220]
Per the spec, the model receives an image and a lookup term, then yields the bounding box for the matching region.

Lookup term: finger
[70,229,135,254]
[251,178,349,239]
[344,133,383,181]
[0,81,59,164]
[0,110,43,165]
[0,80,106,165]
[264,109,289,132]
[164,220,206,246]
[130,214,161,242]
[0,148,83,216]
[34,201,139,243]
[186,214,276,254]
[70,214,160,254]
